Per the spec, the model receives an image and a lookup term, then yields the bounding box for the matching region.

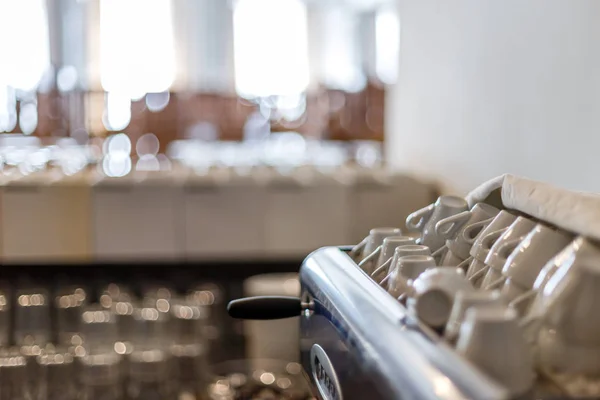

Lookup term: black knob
[227,296,302,320]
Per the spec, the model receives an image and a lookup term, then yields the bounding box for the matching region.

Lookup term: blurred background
[1,0,599,398]
[0,1,422,398]
[0,0,398,153]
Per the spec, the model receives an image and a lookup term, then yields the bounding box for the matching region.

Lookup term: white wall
[386,0,600,195]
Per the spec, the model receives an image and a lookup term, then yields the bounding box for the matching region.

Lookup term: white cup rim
[369,227,402,235]
[399,254,435,262]
[395,245,429,253]
[382,236,415,244]
[438,195,467,208]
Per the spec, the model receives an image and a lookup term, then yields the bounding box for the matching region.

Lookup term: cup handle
[496,236,525,261]
[371,257,393,279]
[349,237,368,259]
[431,244,448,259]
[484,276,505,290]
[509,290,537,316]
[480,227,508,251]
[435,211,471,240]
[461,217,494,245]
[456,255,473,274]
[519,313,543,345]
[380,271,392,286]
[357,246,382,270]
[406,204,435,232]
[468,265,489,284]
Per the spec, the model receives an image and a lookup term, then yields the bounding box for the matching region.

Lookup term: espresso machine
[229,245,507,400]
[229,173,600,400]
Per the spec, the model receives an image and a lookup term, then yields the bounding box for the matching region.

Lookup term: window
[99,0,175,98]
[233,0,309,98]
[0,0,50,134]
[0,87,17,133]
[0,0,50,92]
[319,7,366,92]
[375,6,400,85]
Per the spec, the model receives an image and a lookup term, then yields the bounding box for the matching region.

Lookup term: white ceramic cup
[436,203,500,266]
[541,260,600,347]
[479,235,524,290]
[516,236,600,322]
[386,254,436,298]
[376,236,417,270]
[406,195,468,252]
[456,307,534,397]
[464,210,517,281]
[350,227,402,262]
[444,290,504,344]
[495,224,573,303]
[406,267,473,329]
[437,250,464,267]
[374,244,431,285]
[498,278,528,308]
[478,216,537,289]
[518,238,600,348]
[536,260,600,388]
[537,327,600,384]
[359,235,415,275]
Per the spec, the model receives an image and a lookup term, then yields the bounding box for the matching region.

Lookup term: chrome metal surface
[300,246,509,400]
[310,344,343,400]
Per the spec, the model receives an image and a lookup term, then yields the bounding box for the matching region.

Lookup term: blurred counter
[0,165,436,264]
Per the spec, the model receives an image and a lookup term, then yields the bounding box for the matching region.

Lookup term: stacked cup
[406,195,469,254]
[444,290,504,344]
[518,236,600,328]
[495,224,572,303]
[434,203,500,267]
[350,227,402,264]
[464,211,517,285]
[386,254,436,300]
[535,259,600,397]
[456,307,535,397]
[478,217,537,290]
[363,236,417,278]
[396,191,600,397]
[405,268,473,329]
[376,245,432,286]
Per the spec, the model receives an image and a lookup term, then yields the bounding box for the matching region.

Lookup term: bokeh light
[233,0,309,98]
[103,93,131,132]
[100,0,175,97]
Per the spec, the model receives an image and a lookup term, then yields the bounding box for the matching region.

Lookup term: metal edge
[300,246,510,400]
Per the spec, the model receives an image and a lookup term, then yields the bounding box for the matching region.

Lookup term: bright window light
[320,8,365,92]
[0,87,17,133]
[233,0,309,98]
[99,0,175,97]
[376,6,400,85]
[0,0,50,92]
[103,92,132,132]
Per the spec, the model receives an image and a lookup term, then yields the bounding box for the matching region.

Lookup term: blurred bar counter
[0,161,436,265]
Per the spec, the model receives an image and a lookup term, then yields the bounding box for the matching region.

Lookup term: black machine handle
[227,296,302,320]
